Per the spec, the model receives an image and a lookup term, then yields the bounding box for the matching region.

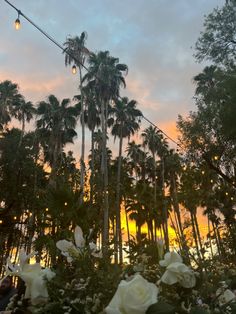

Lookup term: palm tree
[12,99,35,134]
[83,51,128,254]
[142,126,170,249]
[36,95,79,183]
[126,141,142,177]
[165,150,190,258]
[179,166,204,261]
[63,32,90,200]
[81,86,101,203]
[0,80,22,130]
[110,97,142,263]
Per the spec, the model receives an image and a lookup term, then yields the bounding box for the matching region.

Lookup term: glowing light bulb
[15,18,21,30]
[72,65,77,74]
[201,171,205,175]
[45,208,49,212]
[64,202,67,206]
[0,220,2,224]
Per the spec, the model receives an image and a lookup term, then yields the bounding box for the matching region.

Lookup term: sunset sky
[1,0,224,156]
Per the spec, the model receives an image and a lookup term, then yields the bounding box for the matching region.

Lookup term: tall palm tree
[110,97,142,263]
[63,32,90,200]
[12,99,35,134]
[36,95,79,183]
[126,141,142,177]
[142,126,170,250]
[0,80,22,130]
[81,86,101,203]
[83,51,128,253]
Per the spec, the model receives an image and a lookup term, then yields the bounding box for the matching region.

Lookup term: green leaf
[190,306,209,314]
[146,301,175,314]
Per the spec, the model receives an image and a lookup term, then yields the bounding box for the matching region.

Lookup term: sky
[0,0,225,157]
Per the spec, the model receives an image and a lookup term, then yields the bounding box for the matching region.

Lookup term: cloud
[0,0,225,150]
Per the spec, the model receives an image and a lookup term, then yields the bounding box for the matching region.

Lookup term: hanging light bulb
[15,17,21,30]
[15,12,21,30]
[72,65,77,74]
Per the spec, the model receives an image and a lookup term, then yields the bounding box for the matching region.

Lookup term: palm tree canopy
[83,51,128,101]
[110,97,142,141]
[0,80,22,129]
[36,95,79,166]
[63,32,90,68]
[142,125,168,158]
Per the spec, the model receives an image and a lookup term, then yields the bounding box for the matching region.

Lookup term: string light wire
[3,0,181,149]
[3,0,236,191]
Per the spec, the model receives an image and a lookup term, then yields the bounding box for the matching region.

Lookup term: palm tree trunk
[193,211,204,260]
[213,221,223,256]
[171,174,189,258]
[115,131,123,264]
[90,128,95,204]
[101,99,109,255]
[190,210,201,260]
[153,153,157,212]
[125,205,131,262]
[161,158,169,251]
[207,215,214,258]
[79,68,85,203]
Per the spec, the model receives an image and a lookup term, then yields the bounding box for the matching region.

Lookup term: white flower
[56,226,102,261]
[5,250,55,304]
[56,239,76,262]
[160,252,196,288]
[74,226,85,248]
[56,227,85,261]
[105,274,158,314]
[217,289,236,306]
[159,251,183,267]
[89,242,103,258]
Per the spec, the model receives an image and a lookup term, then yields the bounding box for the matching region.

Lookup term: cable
[4,0,91,74]
[3,0,181,149]
[141,115,180,147]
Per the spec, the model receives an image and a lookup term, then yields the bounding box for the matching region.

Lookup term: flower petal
[56,240,74,252]
[159,251,182,267]
[161,269,179,285]
[74,226,85,248]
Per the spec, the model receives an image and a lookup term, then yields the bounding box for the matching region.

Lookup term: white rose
[159,251,183,267]
[20,265,55,304]
[161,262,196,288]
[105,274,158,314]
[217,289,236,306]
